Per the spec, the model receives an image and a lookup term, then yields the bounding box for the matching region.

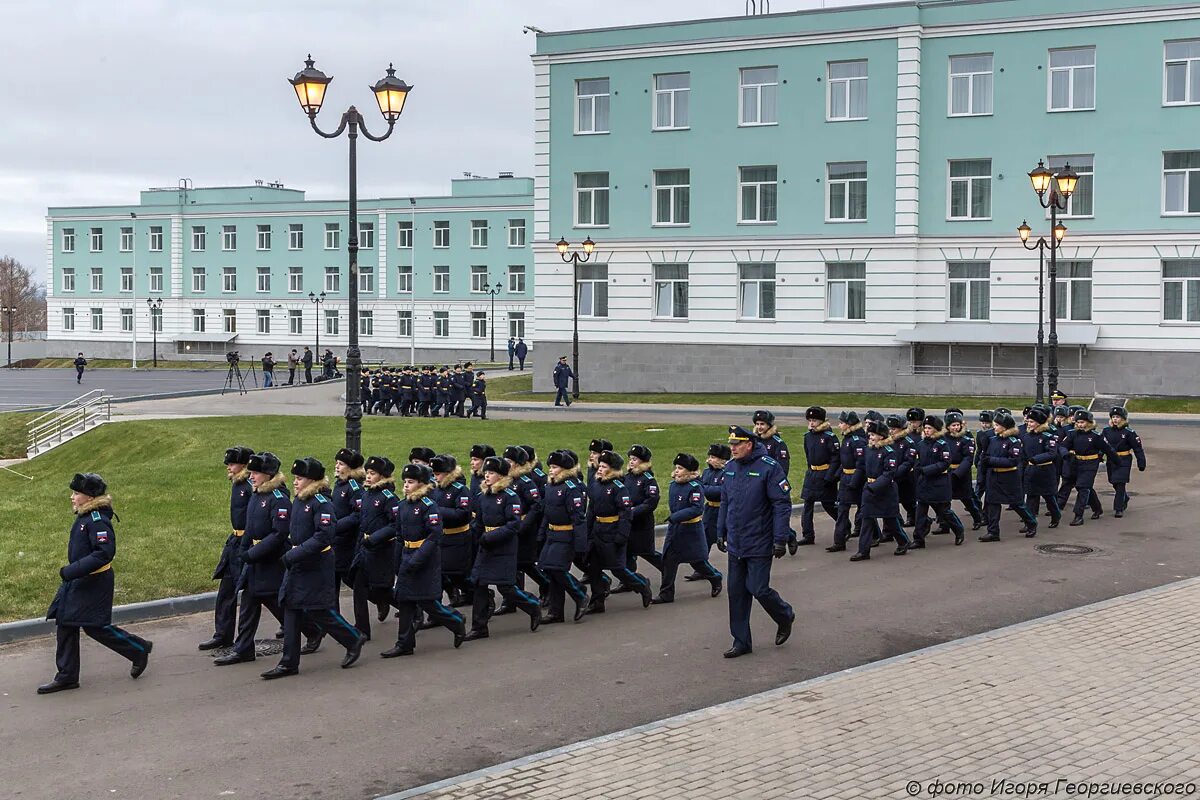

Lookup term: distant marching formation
[35,391,1145,692]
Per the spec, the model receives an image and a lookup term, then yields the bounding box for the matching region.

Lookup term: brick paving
[388,578,1200,800]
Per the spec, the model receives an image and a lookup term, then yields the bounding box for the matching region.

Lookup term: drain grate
[1036,543,1097,556]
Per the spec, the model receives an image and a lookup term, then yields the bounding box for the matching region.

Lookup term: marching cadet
[461,362,476,417]
[1020,406,1062,532]
[330,448,365,617]
[39,473,153,694]
[651,453,722,604]
[1061,409,1118,527]
[434,366,451,418]
[978,412,1039,542]
[621,444,663,585]
[381,463,467,657]
[431,454,474,607]
[798,406,840,546]
[262,457,365,679]
[751,410,799,554]
[1054,406,1089,514]
[464,456,543,640]
[688,443,729,578]
[1102,406,1147,518]
[468,444,496,495]
[360,371,372,415]
[884,415,916,540]
[897,409,925,527]
[522,445,549,492]
[417,365,434,417]
[537,449,591,624]
[450,365,467,418]
[851,420,911,561]
[942,411,984,531]
[501,445,550,610]
[584,450,653,613]
[586,438,614,484]
[827,411,867,553]
[717,426,795,657]
[910,415,965,548]
[974,410,995,502]
[349,456,401,639]
[467,370,488,419]
[215,452,320,666]
[410,446,436,468]
[199,445,255,651]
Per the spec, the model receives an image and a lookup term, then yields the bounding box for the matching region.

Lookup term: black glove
[773,542,786,559]
[716,537,727,553]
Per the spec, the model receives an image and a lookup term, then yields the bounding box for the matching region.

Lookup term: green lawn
[1126,397,1200,414]
[0,415,776,623]
[0,412,37,459]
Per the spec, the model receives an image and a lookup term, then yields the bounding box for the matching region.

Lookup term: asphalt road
[0,367,283,409]
[1,425,1196,800]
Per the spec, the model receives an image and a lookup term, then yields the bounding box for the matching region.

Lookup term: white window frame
[653,72,690,131]
[120,267,133,293]
[653,264,689,319]
[1165,39,1200,106]
[396,264,413,293]
[471,311,487,338]
[575,78,610,135]
[89,227,103,252]
[826,262,867,321]
[576,264,609,318]
[471,220,488,248]
[653,169,690,227]
[191,226,205,252]
[149,226,163,252]
[1162,259,1200,323]
[359,266,374,293]
[396,310,413,337]
[191,267,206,293]
[62,307,75,331]
[120,227,134,253]
[827,60,868,121]
[256,309,271,334]
[325,309,339,336]
[62,228,75,253]
[324,266,340,293]
[397,221,413,249]
[1055,260,1093,321]
[192,308,206,333]
[508,311,526,339]
[289,224,304,250]
[90,267,103,293]
[256,225,271,251]
[1048,47,1096,112]
[739,66,779,126]
[507,219,526,247]
[948,53,994,117]
[222,225,237,251]
[470,265,489,293]
[325,223,340,250]
[507,265,526,294]
[947,261,991,321]
[288,266,303,293]
[433,310,450,337]
[1163,151,1200,216]
[120,307,134,333]
[62,267,75,292]
[738,263,777,320]
[947,159,992,221]
[358,222,374,249]
[1048,155,1094,219]
[360,310,374,336]
[223,308,237,334]
[149,267,163,293]
[256,267,270,293]
[288,309,303,335]
[91,307,103,331]
[826,161,868,222]
[574,172,610,228]
[738,166,778,224]
[222,267,237,293]
[433,221,450,248]
[433,265,450,293]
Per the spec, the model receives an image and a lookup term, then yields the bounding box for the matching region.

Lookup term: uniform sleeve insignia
[648,484,658,495]
[778,479,791,493]
[319,512,333,525]
[91,511,102,521]
[277,507,289,519]
[573,496,583,507]
[427,512,440,525]
[691,491,702,503]
[459,495,471,508]
[855,448,864,456]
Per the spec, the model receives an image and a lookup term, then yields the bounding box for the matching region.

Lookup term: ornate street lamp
[1024,159,1076,399]
[309,291,326,362]
[484,280,503,362]
[0,305,14,368]
[557,236,595,400]
[145,297,163,367]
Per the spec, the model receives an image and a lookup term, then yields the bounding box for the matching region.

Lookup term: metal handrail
[28,395,110,438]
[25,388,107,428]
[27,391,111,455]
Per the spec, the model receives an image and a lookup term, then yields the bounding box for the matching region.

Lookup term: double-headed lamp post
[145,297,163,368]
[484,280,503,363]
[1019,159,1078,401]
[309,290,326,359]
[556,236,595,400]
[0,305,14,368]
[290,55,412,452]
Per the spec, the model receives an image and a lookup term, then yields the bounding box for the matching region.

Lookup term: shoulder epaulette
[273,489,285,499]
[452,481,465,490]
[91,510,102,522]
[422,496,434,506]
[613,479,626,488]
[761,456,779,466]
[520,475,532,483]
[689,480,701,488]
[349,479,360,490]
[383,489,395,499]
[565,480,576,489]
[316,494,329,504]
[884,445,894,452]
[772,434,784,442]
[504,488,518,497]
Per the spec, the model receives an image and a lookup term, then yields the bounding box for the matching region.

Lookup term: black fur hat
[334,448,364,469]
[1109,406,1128,419]
[628,444,652,462]
[401,463,433,483]
[248,452,282,475]
[994,412,1016,429]
[589,438,613,454]
[482,456,509,475]
[520,444,537,462]
[502,445,528,465]
[866,420,889,437]
[291,457,326,480]
[805,406,826,422]
[469,443,496,460]
[409,447,435,464]
[906,407,925,422]
[838,410,860,426]
[1028,407,1049,424]
[707,443,732,459]
[547,449,577,469]
[224,446,255,466]
[979,410,994,423]
[430,454,457,474]
[922,415,943,431]
[886,415,906,430]
[69,472,106,497]
[1074,409,1094,423]
[945,411,965,426]
[673,452,699,471]
[364,455,395,477]
[752,409,775,425]
[597,450,624,470]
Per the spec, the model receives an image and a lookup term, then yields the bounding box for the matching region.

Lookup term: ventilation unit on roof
[745,0,771,15]
[499,171,514,178]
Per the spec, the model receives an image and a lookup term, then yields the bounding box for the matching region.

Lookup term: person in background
[302,346,314,384]
[515,338,529,370]
[287,350,298,385]
[261,352,276,388]
[73,353,87,384]
[553,356,575,407]
[507,337,516,371]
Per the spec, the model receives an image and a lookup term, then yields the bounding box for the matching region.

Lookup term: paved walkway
[391,577,1200,800]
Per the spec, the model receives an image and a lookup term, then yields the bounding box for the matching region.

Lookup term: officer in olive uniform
[852,421,912,561]
[1102,406,1146,518]
[652,453,722,604]
[798,406,840,546]
[828,411,867,553]
[537,449,591,623]
[199,445,255,651]
[910,415,965,548]
[39,473,153,694]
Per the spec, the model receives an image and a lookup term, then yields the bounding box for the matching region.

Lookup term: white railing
[26,389,113,457]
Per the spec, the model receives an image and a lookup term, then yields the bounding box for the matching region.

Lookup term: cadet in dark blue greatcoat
[621,444,663,584]
[348,456,401,639]
[1061,409,1118,527]
[978,413,1039,542]
[974,410,995,503]
[1020,407,1062,532]
[39,473,153,694]
[828,411,867,553]
[199,445,255,651]
[499,445,550,611]
[330,448,365,616]
[752,409,800,555]
[798,406,840,546]
[942,411,984,531]
[585,450,654,614]
[910,415,965,548]
[431,454,474,607]
[1102,406,1146,518]
[686,443,729,580]
[651,453,722,604]
[537,449,591,624]
[851,421,912,561]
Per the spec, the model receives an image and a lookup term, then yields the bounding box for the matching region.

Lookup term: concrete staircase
[26,389,112,458]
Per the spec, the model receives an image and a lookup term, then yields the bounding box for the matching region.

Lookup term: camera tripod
[223,360,248,395]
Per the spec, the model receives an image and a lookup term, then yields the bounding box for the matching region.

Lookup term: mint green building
[46,176,533,362]
[530,0,1200,397]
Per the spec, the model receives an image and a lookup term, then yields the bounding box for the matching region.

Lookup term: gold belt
[484,525,500,532]
[705,500,721,507]
[842,468,856,475]
[867,477,877,483]
[1028,461,1054,467]
[1117,450,1132,456]
[1076,454,1099,461]
[549,523,574,531]
[681,516,702,525]
[810,464,830,471]
[90,562,112,575]
[993,466,1017,473]
[404,539,425,549]
[291,545,332,552]
[232,529,245,537]
[595,515,619,523]
[252,539,262,545]
[950,463,961,469]
[443,524,470,535]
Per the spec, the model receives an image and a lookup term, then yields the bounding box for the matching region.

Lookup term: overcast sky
[0,0,882,280]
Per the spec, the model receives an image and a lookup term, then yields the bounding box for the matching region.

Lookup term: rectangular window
[508,264,526,293]
[948,261,991,320]
[89,228,103,252]
[149,267,163,293]
[433,310,449,337]
[471,311,487,338]
[470,265,489,293]
[324,266,340,293]
[508,218,526,247]
[654,72,690,130]
[358,222,374,249]
[120,267,133,293]
[222,225,236,251]
[289,223,304,250]
[288,266,303,293]
[257,309,271,334]
[91,307,103,331]
[950,54,994,116]
[826,161,868,221]
[325,309,339,336]
[948,159,992,220]
[359,266,374,293]
[90,267,103,292]
[1166,39,1200,105]
[471,220,488,248]
[653,264,689,319]
[360,310,374,336]
[653,169,691,226]
[191,267,206,293]
[120,227,133,252]
[1055,261,1093,321]
[62,228,75,253]
[149,226,163,252]
[433,221,449,248]
[396,264,413,293]
[325,223,340,250]
[739,263,777,320]
[191,226,205,252]
[121,307,133,333]
[575,172,610,227]
[256,267,270,293]
[397,220,413,248]
[576,78,610,134]
[257,224,271,251]
[192,308,205,333]
[508,311,526,339]
[1048,155,1094,217]
[1164,151,1200,214]
[1049,47,1096,111]
[222,266,237,293]
[1163,259,1200,322]
[740,66,778,125]
[739,166,778,223]
[289,309,303,334]
[223,308,236,334]
[62,307,75,331]
[433,264,450,293]
[577,264,609,317]
[826,262,867,321]
[397,310,412,337]
[61,267,75,292]
[827,60,868,120]
[150,306,162,333]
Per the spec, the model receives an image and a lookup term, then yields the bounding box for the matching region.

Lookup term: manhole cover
[1036,543,1097,556]
[210,639,285,658]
